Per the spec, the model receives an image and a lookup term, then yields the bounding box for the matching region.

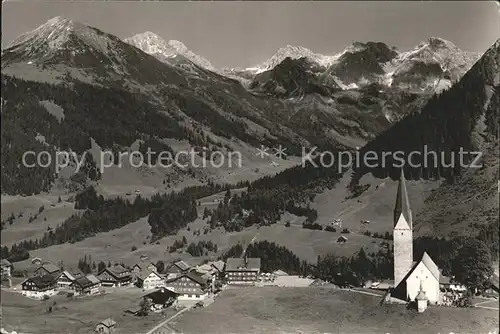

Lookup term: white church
[390,170,441,305]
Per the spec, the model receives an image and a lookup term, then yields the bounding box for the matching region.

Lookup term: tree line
[218,225,498,293]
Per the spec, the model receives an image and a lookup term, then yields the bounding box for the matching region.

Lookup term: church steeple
[394,169,412,229]
[393,168,414,287]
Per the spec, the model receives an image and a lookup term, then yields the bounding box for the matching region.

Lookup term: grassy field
[1,195,79,247]
[171,287,499,334]
[4,168,440,272]
[1,288,176,334]
[312,171,440,236]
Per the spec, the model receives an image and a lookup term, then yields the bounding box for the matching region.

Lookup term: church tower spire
[394,169,412,229]
[393,169,413,287]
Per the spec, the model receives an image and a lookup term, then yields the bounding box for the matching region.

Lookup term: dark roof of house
[72,276,95,289]
[166,270,208,286]
[394,169,412,229]
[86,274,101,284]
[225,258,261,271]
[166,260,191,273]
[186,270,209,286]
[143,288,178,304]
[109,264,129,274]
[174,260,190,271]
[36,263,60,274]
[24,275,56,288]
[98,265,131,280]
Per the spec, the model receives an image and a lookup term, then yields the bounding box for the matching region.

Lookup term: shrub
[325,226,337,232]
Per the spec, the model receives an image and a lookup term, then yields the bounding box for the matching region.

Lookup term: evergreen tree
[452,240,493,292]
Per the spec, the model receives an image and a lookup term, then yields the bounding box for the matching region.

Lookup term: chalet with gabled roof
[165,270,210,300]
[34,263,61,278]
[55,270,84,288]
[21,275,57,299]
[136,270,164,290]
[97,265,132,287]
[165,260,191,279]
[132,262,157,274]
[95,318,116,333]
[143,287,178,312]
[71,275,101,295]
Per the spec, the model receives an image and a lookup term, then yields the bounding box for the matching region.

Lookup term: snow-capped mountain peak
[393,37,479,69]
[167,39,189,53]
[124,32,215,71]
[383,37,481,92]
[8,16,81,50]
[248,45,341,74]
[3,16,128,64]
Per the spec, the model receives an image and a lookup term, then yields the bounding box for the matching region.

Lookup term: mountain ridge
[1,16,412,195]
[124,31,217,71]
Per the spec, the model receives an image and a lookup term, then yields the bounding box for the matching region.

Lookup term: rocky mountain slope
[225,38,480,94]
[350,38,499,237]
[388,37,481,92]
[1,17,409,196]
[249,57,340,98]
[124,32,216,71]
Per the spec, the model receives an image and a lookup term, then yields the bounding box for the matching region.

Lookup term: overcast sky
[2,1,499,68]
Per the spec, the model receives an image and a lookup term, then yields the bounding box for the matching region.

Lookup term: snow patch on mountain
[124,32,216,71]
[387,37,481,84]
[7,17,118,60]
[239,45,342,74]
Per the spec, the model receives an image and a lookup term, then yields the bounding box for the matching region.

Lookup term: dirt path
[344,288,385,298]
[146,305,194,334]
[474,299,500,310]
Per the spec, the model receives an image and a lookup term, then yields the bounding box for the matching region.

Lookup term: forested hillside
[351,39,499,184]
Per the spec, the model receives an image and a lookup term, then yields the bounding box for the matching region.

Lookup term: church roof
[421,252,440,281]
[394,169,412,229]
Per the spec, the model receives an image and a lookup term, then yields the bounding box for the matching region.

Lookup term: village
[1,172,498,333]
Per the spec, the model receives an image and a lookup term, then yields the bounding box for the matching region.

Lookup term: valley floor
[0,288,175,334]
[169,287,499,334]
[1,285,498,334]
